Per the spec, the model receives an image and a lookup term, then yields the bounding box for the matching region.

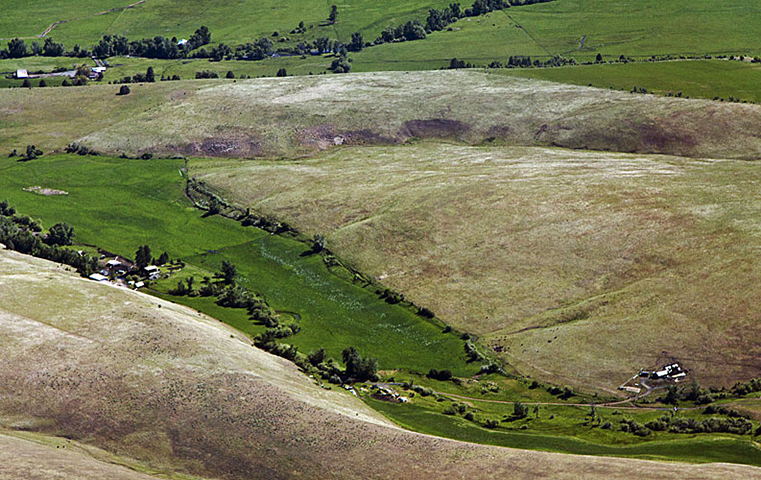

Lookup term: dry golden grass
[3,248,761,479]
[0,432,161,480]
[191,143,761,392]
[3,71,761,159]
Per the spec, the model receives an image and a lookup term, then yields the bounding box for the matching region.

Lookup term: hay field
[191,142,761,391]
[2,247,761,479]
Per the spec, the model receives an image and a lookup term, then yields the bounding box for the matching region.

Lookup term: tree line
[0,201,97,276]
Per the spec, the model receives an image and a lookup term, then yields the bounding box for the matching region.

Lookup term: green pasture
[101,55,336,81]
[496,59,761,103]
[367,395,761,466]
[0,154,472,375]
[0,0,454,47]
[3,0,759,68]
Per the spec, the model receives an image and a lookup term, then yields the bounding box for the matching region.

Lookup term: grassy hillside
[191,142,761,391]
[0,432,161,480]
[2,0,759,61]
[3,71,761,161]
[4,248,761,479]
[0,0,453,46]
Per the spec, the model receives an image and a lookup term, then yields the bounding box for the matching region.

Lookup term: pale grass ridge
[3,71,761,159]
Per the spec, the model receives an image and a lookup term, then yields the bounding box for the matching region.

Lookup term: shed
[89,273,109,282]
[16,69,28,79]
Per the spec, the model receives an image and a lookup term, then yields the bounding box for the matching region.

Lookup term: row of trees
[447,55,576,70]
[92,26,211,59]
[1,26,211,61]
[3,0,556,64]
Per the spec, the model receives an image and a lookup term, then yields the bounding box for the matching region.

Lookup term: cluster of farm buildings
[87,255,159,288]
[14,62,106,81]
[641,363,686,380]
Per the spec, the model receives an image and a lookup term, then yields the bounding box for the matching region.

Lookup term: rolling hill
[3,72,761,391]
[4,247,759,478]
[2,71,761,160]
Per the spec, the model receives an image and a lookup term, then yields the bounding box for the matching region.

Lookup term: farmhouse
[144,265,160,280]
[15,69,28,79]
[648,363,684,379]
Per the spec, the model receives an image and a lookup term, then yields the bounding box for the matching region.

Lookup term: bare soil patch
[23,185,68,196]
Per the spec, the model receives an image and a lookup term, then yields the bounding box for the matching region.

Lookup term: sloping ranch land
[2,248,761,479]
[191,143,761,392]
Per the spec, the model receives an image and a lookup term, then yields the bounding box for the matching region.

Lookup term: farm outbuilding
[144,265,160,280]
[15,69,28,79]
[89,273,109,282]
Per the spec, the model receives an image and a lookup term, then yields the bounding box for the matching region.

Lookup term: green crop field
[0,153,472,375]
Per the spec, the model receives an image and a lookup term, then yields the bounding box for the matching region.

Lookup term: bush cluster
[0,202,97,276]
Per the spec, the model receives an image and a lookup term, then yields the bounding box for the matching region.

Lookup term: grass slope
[3,248,761,479]
[191,142,761,391]
[0,432,162,480]
[3,71,761,160]
[0,0,453,46]
[0,153,470,375]
[2,0,759,63]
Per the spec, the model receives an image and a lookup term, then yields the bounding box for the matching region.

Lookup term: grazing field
[0,432,159,480]
[0,154,471,375]
[0,0,454,46]
[191,142,761,391]
[499,60,761,104]
[3,71,761,161]
[2,0,759,66]
[368,398,761,466]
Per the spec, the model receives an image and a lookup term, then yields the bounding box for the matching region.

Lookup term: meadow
[367,397,761,466]
[5,70,761,162]
[3,0,761,107]
[0,0,454,47]
[3,0,760,60]
[0,153,472,375]
[498,59,761,104]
